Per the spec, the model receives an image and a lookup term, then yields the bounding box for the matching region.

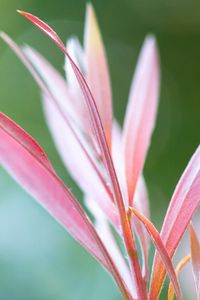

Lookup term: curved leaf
[16,11,124,210]
[0,32,119,230]
[150,146,200,299]
[123,36,160,203]
[16,12,146,298]
[84,3,112,149]
[0,112,132,299]
[130,207,182,300]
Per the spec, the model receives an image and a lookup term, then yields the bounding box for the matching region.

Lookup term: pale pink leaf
[0,32,119,229]
[150,146,200,300]
[17,10,127,230]
[43,92,119,229]
[17,12,146,297]
[190,223,200,299]
[0,112,131,299]
[0,112,106,265]
[23,45,77,124]
[130,207,182,300]
[84,3,112,149]
[23,46,118,228]
[123,36,160,203]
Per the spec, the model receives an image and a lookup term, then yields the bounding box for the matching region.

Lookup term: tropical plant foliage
[0,4,200,300]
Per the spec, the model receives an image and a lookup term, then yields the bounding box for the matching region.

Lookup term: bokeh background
[0,0,199,299]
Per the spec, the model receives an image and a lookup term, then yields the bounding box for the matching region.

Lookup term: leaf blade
[130,207,182,300]
[16,12,146,298]
[123,36,160,203]
[0,32,119,230]
[17,11,125,214]
[0,112,132,299]
[150,146,200,299]
[84,3,112,149]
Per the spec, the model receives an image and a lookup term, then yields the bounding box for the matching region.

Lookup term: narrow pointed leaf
[0,32,119,229]
[130,207,182,300]
[23,45,77,123]
[0,112,131,299]
[17,11,125,214]
[17,12,146,298]
[23,46,119,229]
[17,10,65,48]
[43,92,119,229]
[150,146,200,299]
[190,223,200,299]
[84,3,112,149]
[0,112,106,265]
[168,255,191,300]
[123,36,160,203]
[22,46,105,193]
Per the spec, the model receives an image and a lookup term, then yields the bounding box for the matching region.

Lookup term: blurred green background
[0,0,199,299]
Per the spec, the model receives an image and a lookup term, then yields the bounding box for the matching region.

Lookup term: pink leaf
[130,207,182,300]
[17,10,130,239]
[17,12,146,298]
[84,3,112,149]
[0,112,131,299]
[190,223,200,299]
[17,10,65,48]
[17,11,124,212]
[0,113,104,263]
[23,45,77,125]
[43,92,119,229]
[0,32,119,230]
[22,46,107,195]
[123,36,160,203]
[150,146,200,299]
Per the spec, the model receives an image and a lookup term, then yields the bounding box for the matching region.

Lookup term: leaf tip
[17,10,37,23]
[0,31,6,40]
[84,2,100,47]
[0,31,12,47]
[190,222,197,242]
[86,2,94,16]
[17,9,26,16]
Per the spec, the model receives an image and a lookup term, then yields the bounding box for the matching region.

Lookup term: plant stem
[122,214,147,300]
